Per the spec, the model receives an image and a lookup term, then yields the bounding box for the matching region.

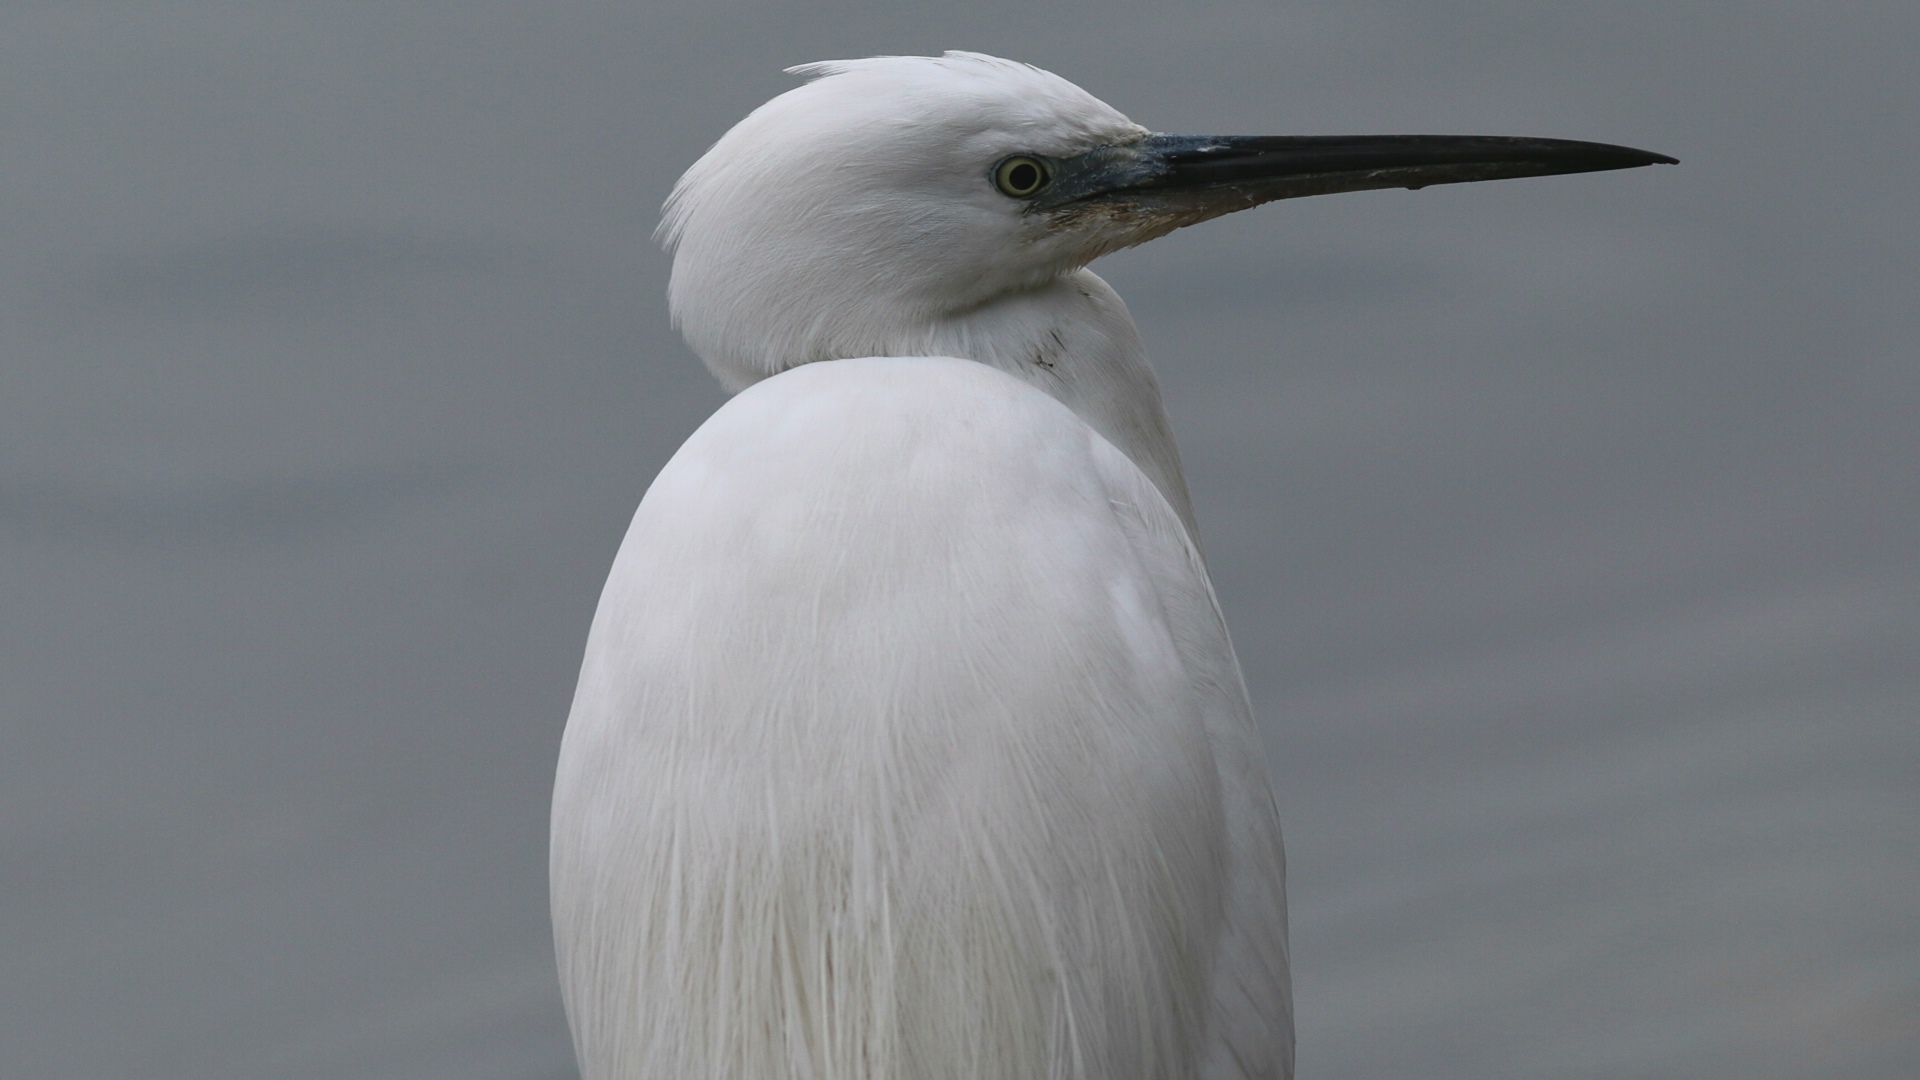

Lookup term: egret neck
[895,269,1197,538]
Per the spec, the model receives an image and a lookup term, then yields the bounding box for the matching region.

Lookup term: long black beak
[1039,133,1675,221]
[1135,133,1674,199]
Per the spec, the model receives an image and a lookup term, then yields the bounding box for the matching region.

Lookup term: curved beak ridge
[1039,133,1676,221]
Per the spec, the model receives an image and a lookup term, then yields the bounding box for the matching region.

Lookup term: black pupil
[1007,162,1040,192]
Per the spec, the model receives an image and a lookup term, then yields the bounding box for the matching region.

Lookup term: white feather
[554,53,1292,1080]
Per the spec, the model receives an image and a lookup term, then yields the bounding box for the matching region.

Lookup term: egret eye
[992,155,1052,198]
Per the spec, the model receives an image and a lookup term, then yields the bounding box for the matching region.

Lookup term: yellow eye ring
[992,155,1052,198]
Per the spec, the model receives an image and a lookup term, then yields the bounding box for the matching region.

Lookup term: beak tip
[1621,147,1679,167]
[1564,141,1679,172]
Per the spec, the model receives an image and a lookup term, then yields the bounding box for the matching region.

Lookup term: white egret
[551,52,1671,1080]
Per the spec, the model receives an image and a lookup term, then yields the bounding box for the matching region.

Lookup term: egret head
[661,52,1673,390]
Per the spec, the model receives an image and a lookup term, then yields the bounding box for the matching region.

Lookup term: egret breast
[552,356,1229,1080]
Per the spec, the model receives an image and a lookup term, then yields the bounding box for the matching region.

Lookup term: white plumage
[555,355,1287,1078]
[552,49,1670,1080]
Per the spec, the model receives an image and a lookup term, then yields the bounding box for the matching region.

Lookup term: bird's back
[551,356,1290,1079]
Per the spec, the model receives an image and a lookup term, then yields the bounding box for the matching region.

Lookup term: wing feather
[552,356,1289,1080]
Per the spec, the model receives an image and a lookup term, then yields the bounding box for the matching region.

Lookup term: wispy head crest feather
[784,51,1053,83]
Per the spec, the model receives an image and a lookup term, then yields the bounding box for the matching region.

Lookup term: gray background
[3,3,1914,1078]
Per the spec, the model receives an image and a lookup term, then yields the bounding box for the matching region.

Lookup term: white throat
[684,267,1198,541]
[910,270,1197,537]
